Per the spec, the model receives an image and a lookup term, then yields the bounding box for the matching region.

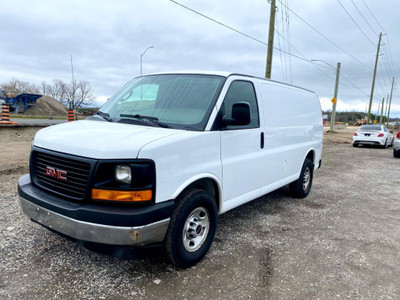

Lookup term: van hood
[33,120,184,159]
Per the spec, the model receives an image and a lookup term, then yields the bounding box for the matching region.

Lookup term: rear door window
[360,125,381,131]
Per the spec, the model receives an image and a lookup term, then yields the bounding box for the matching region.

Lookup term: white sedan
[353,125,394,148]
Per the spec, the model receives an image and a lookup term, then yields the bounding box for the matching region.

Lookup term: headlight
[115,165,132,184]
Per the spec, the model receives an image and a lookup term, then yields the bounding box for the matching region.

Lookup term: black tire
[353,143,358,148]
[383,139,388,149]
[165,189,217,268]
[289,158,314,198]
[394,149,400,158]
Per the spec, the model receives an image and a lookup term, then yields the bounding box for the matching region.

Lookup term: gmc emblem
[45,166,67,181]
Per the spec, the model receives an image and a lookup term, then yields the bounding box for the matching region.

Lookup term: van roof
[144,70,316,94]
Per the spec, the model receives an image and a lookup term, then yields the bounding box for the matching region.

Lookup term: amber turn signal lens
[92,189,152,202]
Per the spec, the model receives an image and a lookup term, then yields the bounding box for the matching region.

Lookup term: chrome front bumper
[19,196,170,246]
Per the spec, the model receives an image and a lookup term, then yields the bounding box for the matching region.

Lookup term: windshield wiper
[119,114,171,128]
[120,114,159,121]
[94,111,112,122]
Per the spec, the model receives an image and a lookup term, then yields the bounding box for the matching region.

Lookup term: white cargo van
[18,71,323,267]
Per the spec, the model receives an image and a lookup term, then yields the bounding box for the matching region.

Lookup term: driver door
[217,79,264,210]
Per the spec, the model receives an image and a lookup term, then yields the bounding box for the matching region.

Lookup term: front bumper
[353,138,385,145]
[18,174,173,246]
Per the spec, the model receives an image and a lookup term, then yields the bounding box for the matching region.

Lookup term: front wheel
[165,189,217,268]
[289,158,314,198]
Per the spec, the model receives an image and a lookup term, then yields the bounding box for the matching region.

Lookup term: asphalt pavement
[10,118,67,125]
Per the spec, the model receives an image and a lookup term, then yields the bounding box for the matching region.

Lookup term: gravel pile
[23,96,67,117]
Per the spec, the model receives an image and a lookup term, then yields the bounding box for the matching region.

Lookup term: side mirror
[390,131,394,134]
[223,102,251,127]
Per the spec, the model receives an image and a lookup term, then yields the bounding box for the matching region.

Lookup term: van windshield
[98,74,225,131]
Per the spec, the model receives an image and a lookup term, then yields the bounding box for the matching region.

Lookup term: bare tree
[63,80,94,110]
[1,78,95,111]
[50,79,94,110]
[41,81,47,96]
[0,78,40,97]
[48,79,66,101]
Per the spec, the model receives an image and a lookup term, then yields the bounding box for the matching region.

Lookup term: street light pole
[310,59,335,69]
[331,62,341,132]
[140,46,154,76]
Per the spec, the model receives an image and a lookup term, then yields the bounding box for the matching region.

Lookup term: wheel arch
[171,174,222,213]
[303,148,316,167]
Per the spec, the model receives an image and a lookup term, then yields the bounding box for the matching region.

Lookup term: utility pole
[330,62,341,132]
[367,32,382,124]
[375,101,381,123]
[387,77,395,127]
[380,98,385,124]
[384,94,389,124]
[265,0,276,79]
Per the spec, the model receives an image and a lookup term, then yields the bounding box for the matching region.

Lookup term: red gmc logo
[45,166,67,181]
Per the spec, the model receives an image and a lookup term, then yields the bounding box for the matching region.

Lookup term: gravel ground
[1,141,400,299]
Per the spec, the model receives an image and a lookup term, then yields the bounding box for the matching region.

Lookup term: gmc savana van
[18,71,323,267]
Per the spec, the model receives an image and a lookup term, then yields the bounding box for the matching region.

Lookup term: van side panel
[256,81,323,194]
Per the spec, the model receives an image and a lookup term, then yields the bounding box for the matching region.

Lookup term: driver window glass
[222,80,259,129]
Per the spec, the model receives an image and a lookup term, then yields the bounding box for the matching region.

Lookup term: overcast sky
[1,0,399,117]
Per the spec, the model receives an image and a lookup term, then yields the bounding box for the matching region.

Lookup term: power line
[336,0,376,46]
[340,74,370,97]
[384,36,396,74]
[381,47,394,79]
[169,0,269,47]
[273,28,338,82]
[361,0,386,33]
[349,0,378,36]
[278,1,288,82]
[170,0,335,86]
[284,0,293,83]
[382,43,395,78]
[275,0,373,71]
[169,0,315,64]
[275,14,287,82]
[360,1,397,80]
[169,0,377,101]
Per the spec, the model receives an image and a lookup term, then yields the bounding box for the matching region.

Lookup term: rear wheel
[353,143,358,148]
[394,149,400,158]
[383,139,388,149]
[165,189,217,268]
[289,158,314,198]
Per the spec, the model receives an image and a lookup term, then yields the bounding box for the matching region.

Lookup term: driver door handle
[260,132,264,149]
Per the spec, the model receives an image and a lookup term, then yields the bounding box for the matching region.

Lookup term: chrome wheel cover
[182,207,210,252]
[303,167,311,191]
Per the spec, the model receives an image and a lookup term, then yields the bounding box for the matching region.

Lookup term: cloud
[0,0,398,117]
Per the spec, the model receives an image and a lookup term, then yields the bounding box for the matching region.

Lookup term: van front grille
[31,150,92,200]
